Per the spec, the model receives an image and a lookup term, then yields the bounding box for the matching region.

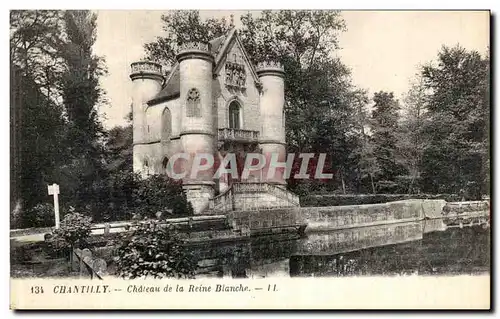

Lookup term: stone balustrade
[208,182,300,214]
[233,182,300,206]
[179,42,211,53]
[218,128,259,143]
[130,61,162,75]
[256,61,284,71]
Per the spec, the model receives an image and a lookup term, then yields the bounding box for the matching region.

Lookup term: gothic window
[161,108,172,141]
[186,88,201,117]
[143,159,150,176]
[229,101,241,129]
[162,157,169,174]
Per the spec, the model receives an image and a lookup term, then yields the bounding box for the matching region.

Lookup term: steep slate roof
[148,29,259,105]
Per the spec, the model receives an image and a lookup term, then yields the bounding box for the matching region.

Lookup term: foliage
[105,124,133,174]
[10,10,107,226]
[419,45,489,198]
[51,211,92,249]
[133,174,194,219]
[115,219,197,279]
[144,11,232,65]
[61,10,107,160]
[24,203,55,228]
[370,91,404,183]
[300,193,461,207]
[395,75,429,194]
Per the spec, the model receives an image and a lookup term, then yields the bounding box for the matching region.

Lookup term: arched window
[186,88,201,117]
[162,157,169,175]
[161,108,171,141]
[229,101,241,129]
[143,159,150,176]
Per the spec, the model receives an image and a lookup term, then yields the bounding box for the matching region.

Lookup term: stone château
[130,28,299,214]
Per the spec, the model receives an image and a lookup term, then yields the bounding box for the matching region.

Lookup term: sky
[93,10,489,129]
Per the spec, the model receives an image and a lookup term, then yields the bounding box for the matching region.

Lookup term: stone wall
[209,183,300,214]
[228,207,301,231]
[299,199,432,231]
[295,221,423,256]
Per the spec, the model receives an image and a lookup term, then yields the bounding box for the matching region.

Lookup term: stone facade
[129,28,297,214]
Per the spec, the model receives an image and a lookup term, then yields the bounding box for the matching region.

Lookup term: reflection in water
[192,219,490,278]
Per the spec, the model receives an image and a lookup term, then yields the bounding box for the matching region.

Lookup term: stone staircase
[206,182,300,214]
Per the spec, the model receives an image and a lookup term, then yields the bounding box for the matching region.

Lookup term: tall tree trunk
[370,174,376,194]
[340,169,346,194]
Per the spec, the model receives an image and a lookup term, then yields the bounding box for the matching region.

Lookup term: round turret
[130,61,164,82]
[257,61,286,185]
[256,61,285,78]
[176,42,215,64]
[130,61,164,176]
[176,42,216,214]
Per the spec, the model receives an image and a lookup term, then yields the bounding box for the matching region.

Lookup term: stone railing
[208,186,234,213]
[179,42,211,53]
[218,128,259,143]
[208,182,300,213]
[130,61,162,75]
[232,182,300,206]
[256,61,284,71]
[442,200,490,227]
[443,200,490,214]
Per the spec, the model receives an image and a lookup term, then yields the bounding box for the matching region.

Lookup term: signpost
[48,183,60,229]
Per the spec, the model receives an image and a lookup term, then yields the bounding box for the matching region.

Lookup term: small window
[161,108,172,141]
[186,88,201,117]
[162,157,169,174]
[143,159,150,176]
[229,101,241,129]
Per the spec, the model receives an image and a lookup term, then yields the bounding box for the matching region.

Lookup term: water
[192,219,490,278]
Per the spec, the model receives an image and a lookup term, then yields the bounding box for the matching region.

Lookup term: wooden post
[48,183,60,229]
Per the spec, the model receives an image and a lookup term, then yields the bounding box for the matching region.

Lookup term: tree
[370,91,404,193]
[348,89,380,193]
[55,10,108,217]
[10,10,66,97]
[105,124,133,174]
[10,11,68,217]
[10,10,109,225]
[61,10,106,160]
[49,210,92,267]
[115,219,197,279]
[420,45,489,198]
[239,11,350,154]
[396,75,429,194]
[144,11,232,66]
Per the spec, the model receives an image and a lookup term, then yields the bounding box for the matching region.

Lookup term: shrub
[133,174,193,218]
[51,211,92,249]
[115,219,197,279]
[300,193,461,207]
[24,203,55,228]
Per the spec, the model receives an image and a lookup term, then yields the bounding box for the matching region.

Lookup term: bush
[23,203,55,228]
[51,211,92,249]
[74,172,194,223]
[133,175,194,219]
[115,219,197,279]
[300,193,461,207]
